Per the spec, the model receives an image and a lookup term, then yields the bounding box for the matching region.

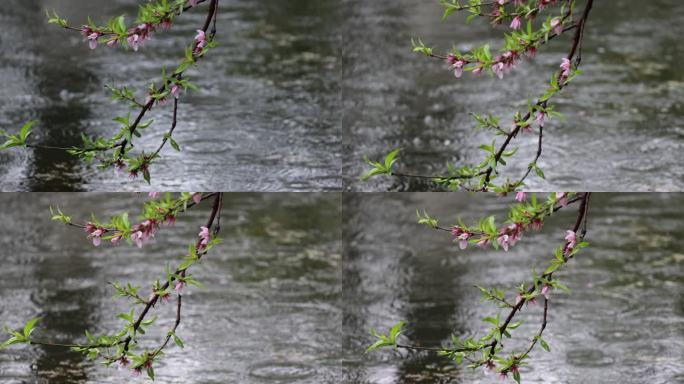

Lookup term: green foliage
[366,321,406,353]
[361,148,401,181]
[0,121,34,150]
[0,317,40,349]
[416,209,439,229]
[411,38,433,56]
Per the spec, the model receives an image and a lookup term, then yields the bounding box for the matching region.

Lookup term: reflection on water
[0,0,340,191]
[343,0,684,191]
[343,193,684,383]
[0,193,341,383]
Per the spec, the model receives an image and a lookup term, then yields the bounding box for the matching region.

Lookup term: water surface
[0,0,340,191]
[0,193,341,383]
[343,0,684,191]
[343,193,684,383]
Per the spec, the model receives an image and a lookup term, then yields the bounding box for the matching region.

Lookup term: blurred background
[343,0,684,191]
[0,0,340,191]
[0,193,341,383]
[343,193,684,383]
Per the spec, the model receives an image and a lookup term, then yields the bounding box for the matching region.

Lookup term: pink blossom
[127,34,141,51]
[194,29,207,54]
[510,16,522,30]
[497,234,510,251]
[477,238,490,249]
[450,59,465,78]
[472,65,484,76]
[492,62,505,79]
[515,192,526,202]
[85,224,106,247]
[129,219,159,248]
[536,111,545,126]
[136,23,154,42]
[132,367,142,377]
[198,226,211,250]
[515,293,523,306]
[80,26,92,38]
[483,360,496,375]
[527,296,537,306]
[525,46,537,59]
[148,192,160,198]
[530,218,543,231]
[551,17,563,35]
[107,38,119,48]
[560,58,571,74]
[499,371,508,380]
[171,84,181,99]
[556,192,568,206]
[541,284,552,299]
[565,230,577,250]
[458,233,472,250]
[192,193,203,204]
[114,160,126,173]
[87,32,102,49]
[560,57,572,81]
[159,291,171,303]
[84,222,96,234]
[111,233,124,246]
[175,280,186,294]
[161,19,172,31]
[497,0,506,5]
[117,356,129,370]
[164,214,176,226]
[130,231,144,248]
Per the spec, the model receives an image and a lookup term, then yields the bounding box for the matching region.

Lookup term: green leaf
[169,137,180,151]
[173,334,184,349]
[19,121,35,143]
[539,338,550,352]
[389,321,406,344]
[23,317,40,339]
[366,339,388,353]
[384,148,401,171]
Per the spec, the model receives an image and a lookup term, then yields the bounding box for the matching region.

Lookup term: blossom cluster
[76,193,205,248]
[450,192,568,251]
[70,0,207,51]
[440,0,569,81]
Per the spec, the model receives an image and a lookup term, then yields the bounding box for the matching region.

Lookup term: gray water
[0,193,341,383]
[343,0,684,191]
[342,193,684,383]
[0,0,340,191]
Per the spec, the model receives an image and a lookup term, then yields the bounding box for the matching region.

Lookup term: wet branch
[392,0,595,191]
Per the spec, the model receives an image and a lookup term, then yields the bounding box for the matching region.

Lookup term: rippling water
[343,0,684,191]
[0,193,341,383]
[0,0,340,191]
[343,193,684,383]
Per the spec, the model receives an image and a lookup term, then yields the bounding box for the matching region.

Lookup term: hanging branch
[362,0,596,192]
[1,0,221,184]
[368,192,592,384]
[1,192,224,380]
